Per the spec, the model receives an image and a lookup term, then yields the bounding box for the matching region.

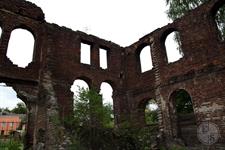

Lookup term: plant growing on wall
[166,0,225,40]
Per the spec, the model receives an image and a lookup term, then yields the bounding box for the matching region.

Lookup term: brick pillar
[151,36,172,141]
[113,90,130,127]
[25,101,37,149]
[0,24,12,64]
[54,81,74,121]
[91,44,100,68]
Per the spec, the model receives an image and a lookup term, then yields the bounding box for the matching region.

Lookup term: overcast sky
[28,0,170,46]
[0,0,180,109]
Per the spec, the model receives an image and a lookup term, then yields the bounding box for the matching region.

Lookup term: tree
[67,88,159,150]
[175,90,193,114]
[11,102,27,114]
[166,0,225,39]
[72,87,114,128]
[0,107,11,115]
[66,87,114,150]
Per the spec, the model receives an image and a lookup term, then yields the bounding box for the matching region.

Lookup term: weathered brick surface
[0,0,224,149]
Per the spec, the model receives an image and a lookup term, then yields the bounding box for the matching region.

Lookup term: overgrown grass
[0,139,23,150]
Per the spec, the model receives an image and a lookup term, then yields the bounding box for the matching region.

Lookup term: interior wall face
[0,0,224,149]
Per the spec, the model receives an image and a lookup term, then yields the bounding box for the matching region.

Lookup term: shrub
[0,139,23,150]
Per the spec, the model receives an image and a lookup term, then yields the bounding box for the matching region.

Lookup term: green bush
[0,139,23,150]
[66,88,159,150]
[66,125,158,150]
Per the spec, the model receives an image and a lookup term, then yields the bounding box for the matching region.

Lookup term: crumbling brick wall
[0,0,224,149]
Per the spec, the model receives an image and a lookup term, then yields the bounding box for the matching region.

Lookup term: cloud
[0,84,22,110]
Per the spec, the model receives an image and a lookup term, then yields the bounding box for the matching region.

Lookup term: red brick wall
[0,0,224,148]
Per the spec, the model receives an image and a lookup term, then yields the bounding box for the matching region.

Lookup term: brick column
[25,101,37,149]
[91,44,100,68]
[0,24,12,64]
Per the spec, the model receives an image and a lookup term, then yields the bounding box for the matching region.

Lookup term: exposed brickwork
[0,0,224,149]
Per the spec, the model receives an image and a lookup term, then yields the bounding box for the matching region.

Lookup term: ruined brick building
[0,0,225,149]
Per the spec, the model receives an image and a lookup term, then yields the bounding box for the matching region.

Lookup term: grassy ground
[0,138,23,150]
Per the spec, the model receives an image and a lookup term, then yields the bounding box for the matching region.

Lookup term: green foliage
[49,115,61,126]
[77,127,115,150]
[71,87,114,127]
[102,103,114,128]
[11,102,27,114]
[175,90,193,114]
[67,126,158,150]
[166,0,225,39]
[135,126,158,150]
[0,108,11,114]
[145,109,158,125]
[166,0,207,20]
[173,32,183,55]
[215,6,225,40]
[145,100,158,125]
[65,87,159,150]
[0,139,23,150]
[0,102,27,115]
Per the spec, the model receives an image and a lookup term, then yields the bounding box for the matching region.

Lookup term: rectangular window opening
[99,48,108,69]
[9,122,13,127]
[80,43,91,65]
[2,122,6,127]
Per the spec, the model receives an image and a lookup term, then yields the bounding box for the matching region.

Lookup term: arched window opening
[174,90,194,115]
[6,29,35,68]
[139,46,153,73]
[100,82,113,106]
[99,48,108,69]
[100,82,114,128]
[70,79,89,99]
[70,79,91,126]
[215,4,225,41]
[165,31,183,63]
[170,89,196,146]
[80,43,91,65]
[145,99,158,126]
[0,83,27,146]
